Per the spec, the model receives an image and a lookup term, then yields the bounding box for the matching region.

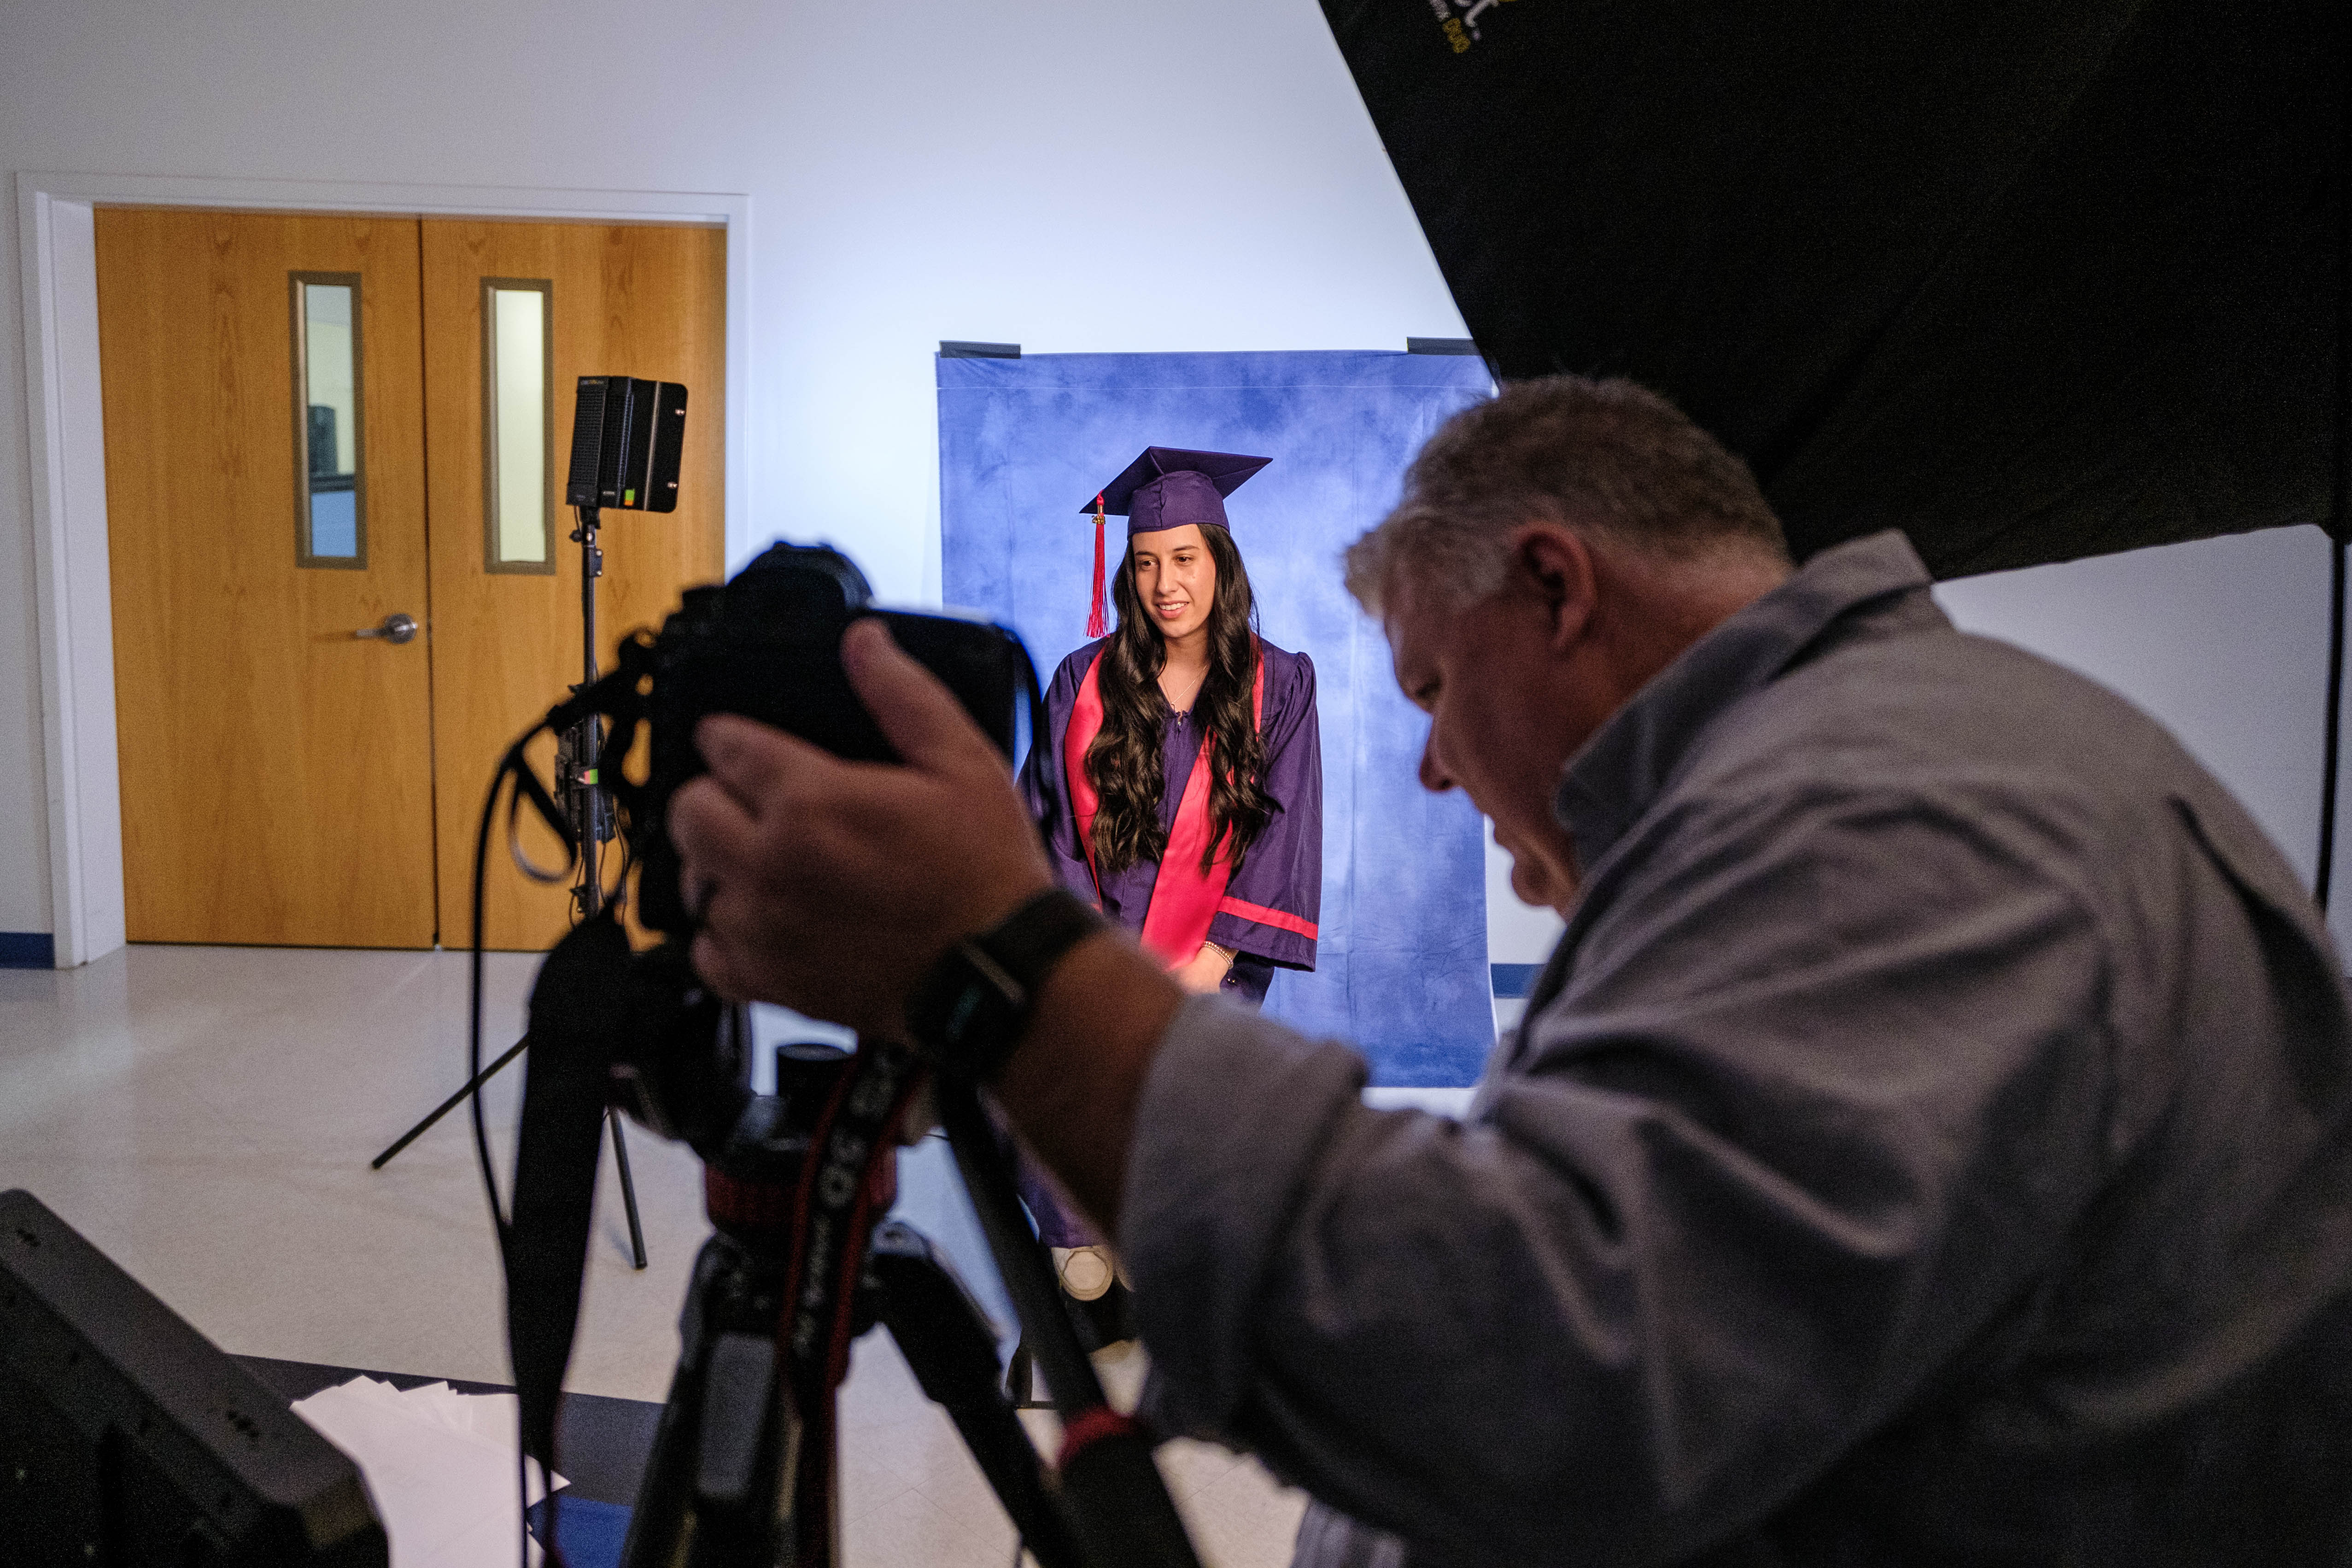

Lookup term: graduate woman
[1019,446,1324,1328]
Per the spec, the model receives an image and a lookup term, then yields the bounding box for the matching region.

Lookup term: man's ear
[1514,524,1598,654]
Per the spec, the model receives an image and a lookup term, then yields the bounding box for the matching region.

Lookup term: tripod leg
[936,1084,1200,1568]
[869,1223,1085,1568]
[1006,1338,1042,1408]
[609,1109,649,1270]
[371,1035,531,1170]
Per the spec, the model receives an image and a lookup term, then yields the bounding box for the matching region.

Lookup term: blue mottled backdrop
[937,350,1494,1086]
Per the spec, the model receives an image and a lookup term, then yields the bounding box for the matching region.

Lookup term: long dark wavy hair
[1086,525,1274,876]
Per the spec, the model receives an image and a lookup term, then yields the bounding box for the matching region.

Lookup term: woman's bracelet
[1202,942,1234,965]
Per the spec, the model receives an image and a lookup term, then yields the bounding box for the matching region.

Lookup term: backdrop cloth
[939,350,1495,1086]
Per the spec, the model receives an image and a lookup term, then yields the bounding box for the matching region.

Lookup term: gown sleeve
[1019,645,1102,907]
[1208,649,1322,971]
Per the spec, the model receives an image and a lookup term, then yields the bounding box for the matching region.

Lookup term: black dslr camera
[629,542,1026,936]
[484,538,1032,1178]
[480,544,1199,1568]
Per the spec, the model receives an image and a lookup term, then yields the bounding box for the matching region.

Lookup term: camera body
[632,541,1027,936]
[506,537,1033,1451]
[512,538,1030,1168]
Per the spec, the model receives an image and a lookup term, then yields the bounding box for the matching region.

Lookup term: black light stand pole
[370,504,649,1273]
[571,503,650,1271]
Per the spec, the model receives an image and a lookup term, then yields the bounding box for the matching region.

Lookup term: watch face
[914,946,1022,1077]
[912,893,1100,1079]
[942,980,989,1045]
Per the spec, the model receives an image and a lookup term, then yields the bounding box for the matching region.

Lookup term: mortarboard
[1077,447,1271,637]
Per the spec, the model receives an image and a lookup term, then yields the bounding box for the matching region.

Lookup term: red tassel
[1087,494,1110,639]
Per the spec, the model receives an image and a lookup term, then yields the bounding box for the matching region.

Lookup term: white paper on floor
[291,1376,568,1568]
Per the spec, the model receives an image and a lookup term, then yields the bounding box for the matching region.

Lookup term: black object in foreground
[1321,0,2345,576]
[0,1189,387,1568]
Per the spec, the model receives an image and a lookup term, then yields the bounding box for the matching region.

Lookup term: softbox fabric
[1320,0,2346,575]
[938,350,1496,1086]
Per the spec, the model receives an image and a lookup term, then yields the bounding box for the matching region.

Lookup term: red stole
[1065,649,1264,968]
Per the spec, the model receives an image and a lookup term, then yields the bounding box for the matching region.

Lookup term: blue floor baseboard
[1490,962,1541,999]
[0,932,55,969]
[530,1497,632,1568]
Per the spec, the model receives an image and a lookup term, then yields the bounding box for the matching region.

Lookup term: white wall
[0,0,1468,940]
[1934,525,2352,955]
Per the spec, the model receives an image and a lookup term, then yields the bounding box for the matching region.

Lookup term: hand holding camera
[670,617,1059,1038]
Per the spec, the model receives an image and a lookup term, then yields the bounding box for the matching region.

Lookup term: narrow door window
[483,279,555,573]
[292,273,365,566]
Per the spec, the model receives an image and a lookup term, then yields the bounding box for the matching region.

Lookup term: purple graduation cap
[1079,446,1271,636]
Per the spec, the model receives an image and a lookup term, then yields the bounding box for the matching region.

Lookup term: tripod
[606,1061,1197,1568]
[372,505,649,1270]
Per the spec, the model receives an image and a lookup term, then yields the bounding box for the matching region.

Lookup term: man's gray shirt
[1118,531,2352,1566]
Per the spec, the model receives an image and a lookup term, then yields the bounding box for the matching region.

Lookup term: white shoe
[1052,1245,1116,1302]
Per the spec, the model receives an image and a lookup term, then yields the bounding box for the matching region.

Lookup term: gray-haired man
[670,378,2352,1566]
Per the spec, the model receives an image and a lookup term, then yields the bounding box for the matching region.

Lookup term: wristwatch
[906,888,1106,1081]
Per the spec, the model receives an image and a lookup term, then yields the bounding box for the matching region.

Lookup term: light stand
[371,502,649,1271]
[567,502,648,1268]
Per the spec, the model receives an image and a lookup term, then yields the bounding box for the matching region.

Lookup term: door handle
[355,613,421,645]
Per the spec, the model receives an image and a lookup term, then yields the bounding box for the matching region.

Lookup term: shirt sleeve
[1120,782,2122,1565]
[1019,648,1098,905]
[1208,650,1322,970]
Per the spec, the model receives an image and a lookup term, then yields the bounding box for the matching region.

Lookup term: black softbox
[1319,0,2347,575]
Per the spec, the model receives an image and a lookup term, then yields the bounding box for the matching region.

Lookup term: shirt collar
[1551,529,1935,870]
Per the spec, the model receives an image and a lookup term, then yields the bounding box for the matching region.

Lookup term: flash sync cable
[468,727,573,1241]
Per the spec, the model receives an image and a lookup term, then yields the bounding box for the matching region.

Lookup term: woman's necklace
[1160,664,1206,718]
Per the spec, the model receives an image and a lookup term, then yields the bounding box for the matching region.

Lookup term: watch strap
[907,888,1105,1080]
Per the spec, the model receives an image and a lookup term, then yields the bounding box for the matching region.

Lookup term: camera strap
[776,1041,926,1549]
[505,910,636,1471]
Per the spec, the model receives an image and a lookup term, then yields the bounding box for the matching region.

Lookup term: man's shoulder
[1713,621,2206,800]
[1658,621,2314,936]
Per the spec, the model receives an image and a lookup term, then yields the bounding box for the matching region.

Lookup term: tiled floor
[0,944,1306,1566]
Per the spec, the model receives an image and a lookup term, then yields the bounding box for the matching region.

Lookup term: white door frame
[16,171,751,966]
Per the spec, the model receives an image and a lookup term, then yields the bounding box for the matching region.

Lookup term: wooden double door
[96,210,724,951]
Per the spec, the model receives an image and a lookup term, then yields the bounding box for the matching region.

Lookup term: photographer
[670,377,2352,1566]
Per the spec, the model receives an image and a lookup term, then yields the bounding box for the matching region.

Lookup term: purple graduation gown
[1015,637,1323,1246]
[1021,637,1323,1000]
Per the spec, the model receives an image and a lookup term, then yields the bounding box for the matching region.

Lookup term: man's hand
[666,618,1054,1037]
